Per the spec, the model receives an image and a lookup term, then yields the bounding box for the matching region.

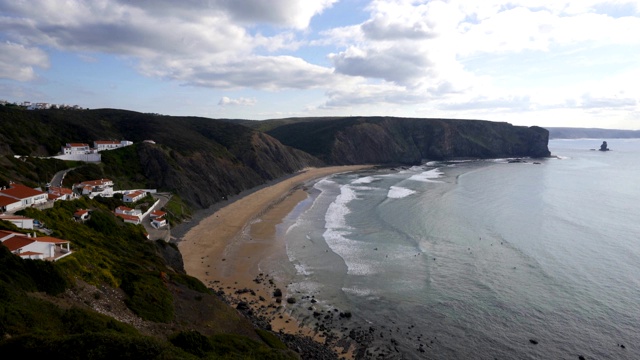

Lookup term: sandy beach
[177,166,371,356]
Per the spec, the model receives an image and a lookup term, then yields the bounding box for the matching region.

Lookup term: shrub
[169,330,213,357]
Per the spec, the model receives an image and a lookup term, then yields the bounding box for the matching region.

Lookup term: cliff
[0,107,322,209]
[263,117,551,165]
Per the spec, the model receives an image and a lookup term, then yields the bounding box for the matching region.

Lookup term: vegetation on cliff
[261,116,550,164]
[0,106,322,209]
[0,199,297,359]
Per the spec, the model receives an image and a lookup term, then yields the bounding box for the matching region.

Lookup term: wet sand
[177,166,370,357]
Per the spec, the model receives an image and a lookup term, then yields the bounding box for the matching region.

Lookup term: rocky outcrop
[599,141,609,151]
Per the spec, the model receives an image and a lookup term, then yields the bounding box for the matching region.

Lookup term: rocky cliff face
[267,117,550,164]
[137,132,322,208]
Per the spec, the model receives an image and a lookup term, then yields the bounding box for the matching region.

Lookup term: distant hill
[0,107,321,209]
[250,116,550,165]
[547,127,640,139]
[1,107,552,207]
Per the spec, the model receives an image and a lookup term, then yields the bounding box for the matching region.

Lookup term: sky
[1,0,639,129]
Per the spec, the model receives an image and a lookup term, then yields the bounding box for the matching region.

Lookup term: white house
[48,186,77,201]
[151,217,167,229]
[0,196,21,213]
[0,214,35,229]
[94,140,133,152]
[0,183,48,212]
[123,190,147,203]
[62,143,93,155]
[73,209,90,221]
[0,230,72,261]
[115,206,141,217]
[150,210,166,219]
[115,213,141,225]
[75,179,114,197]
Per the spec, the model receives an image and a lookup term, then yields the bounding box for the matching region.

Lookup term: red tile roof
[125,190,145,198]
[2,236,35,251]
[18,251,42,256]
[0,196,19,207]
[116,213,140,222]
[0,230,25,241]
[35,236,69,244]
[79,179,113,187]
[67,143,89,147]
[116,206,133,212]
[151,210,166,217]
[48,186,73,196]
[0,184,46,200]
[74,210,89,217]
[0,214,31,221]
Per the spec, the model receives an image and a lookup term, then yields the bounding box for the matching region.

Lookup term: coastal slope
[0,107,323,209]
[261,117,551,164]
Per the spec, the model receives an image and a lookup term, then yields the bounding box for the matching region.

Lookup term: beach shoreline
[175,166,372,358]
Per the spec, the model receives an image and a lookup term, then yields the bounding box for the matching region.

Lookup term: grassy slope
[0,198,297,359]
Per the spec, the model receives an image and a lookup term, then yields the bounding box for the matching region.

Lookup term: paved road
[142,192,172,241]
[50,168,75,187]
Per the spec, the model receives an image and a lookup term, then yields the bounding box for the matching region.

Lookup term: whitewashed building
[62,143,93,155]
[123,190,147,203]
[75,179,114,197]
[0,184,48,212]
[0,230,72,261]
[94,140,133,152]
[0,214,35,229]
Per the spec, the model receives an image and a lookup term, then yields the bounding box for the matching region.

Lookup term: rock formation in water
[599,141,609,151]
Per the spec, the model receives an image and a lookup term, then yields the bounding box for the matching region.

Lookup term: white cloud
[218,96,257,106]
[0,42,49,81]
[213,0,338,29]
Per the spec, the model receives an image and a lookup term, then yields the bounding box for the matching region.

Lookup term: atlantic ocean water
[271,139,640,359]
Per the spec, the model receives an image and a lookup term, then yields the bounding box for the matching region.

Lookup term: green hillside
[260,116,550,164]
[0,106,321,208]
[0,198,298,359]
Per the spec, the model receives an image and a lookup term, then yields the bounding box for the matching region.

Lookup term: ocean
[270,139,640,359]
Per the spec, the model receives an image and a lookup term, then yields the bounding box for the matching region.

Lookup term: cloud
[0,42,49,81]
[0,0,639,124]
[361,15,436,40]
[213,0,338,29]
[218,96,257,106]
[0,0,338,90]
[141,55,337,90]
[579,94,637,109]
[440,96,532,111]
[330,46,433,84]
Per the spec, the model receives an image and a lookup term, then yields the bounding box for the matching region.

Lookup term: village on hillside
[1,140,169,262]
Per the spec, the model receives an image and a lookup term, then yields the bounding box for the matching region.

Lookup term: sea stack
[599,141,609,151]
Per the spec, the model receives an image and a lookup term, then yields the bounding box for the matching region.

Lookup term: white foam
[294,263,313,276]
[342,286,377,298]
[325,184,357,229]
[408,168,444,183]
[351,176,376,184]
[387,186,416,199]
[351,185,377,191]
[323,227,378,276]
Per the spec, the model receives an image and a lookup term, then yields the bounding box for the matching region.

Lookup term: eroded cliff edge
[264,117,550,165]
